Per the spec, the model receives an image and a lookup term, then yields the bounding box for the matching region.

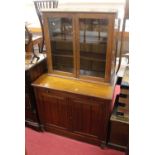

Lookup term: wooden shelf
[80,69,104,78]
[53,50,72,55]
[53,54,73,58]
[54,54,73,58]
[80,56,105,62]
[80,52,105,61]
[52,50,106,62]
[80,36,107,44]
[51,35,72,42]
[53,50,73,58]
[50,34,107,44]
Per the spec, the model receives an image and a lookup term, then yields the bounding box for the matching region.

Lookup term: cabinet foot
[100,142,106,149]
[40,124,45,132]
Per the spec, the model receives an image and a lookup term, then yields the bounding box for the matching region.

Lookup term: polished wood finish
[104,15,115,83]
[32,9,118,146]
[25,53,47,130]
[108,65,129,151]
[32,74,114,99]
[37,90,69,130]
[69,96,108,140]
[33,81,114,145]
[43,13,76,77]
[108,120,129,151]
[32,75,115,145]
[42,10,118,83]
[76,13,116,83]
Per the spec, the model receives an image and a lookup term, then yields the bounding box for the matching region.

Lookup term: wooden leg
[100,141,106,149]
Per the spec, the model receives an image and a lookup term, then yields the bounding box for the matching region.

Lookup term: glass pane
[48,17,73,73]
[79,18,108,78]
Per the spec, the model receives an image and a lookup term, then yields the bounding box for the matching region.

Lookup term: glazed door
[44,13,76,77]
[76,14,114,82]
[69,96,108,140]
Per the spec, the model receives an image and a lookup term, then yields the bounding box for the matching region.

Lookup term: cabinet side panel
[33,88,44,126]
[104,14,116,83]
[111,17,120,84]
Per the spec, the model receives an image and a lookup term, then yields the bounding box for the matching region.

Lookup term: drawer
[37,87,108,104]
[39,87,67,98]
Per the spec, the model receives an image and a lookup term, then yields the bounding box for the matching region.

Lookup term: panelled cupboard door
[68,97,108,140]
[38,90,69,130]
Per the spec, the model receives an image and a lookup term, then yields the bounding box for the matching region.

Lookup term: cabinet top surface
[25,53,46,71]
[32,74,115,100]
[41,7,117,14]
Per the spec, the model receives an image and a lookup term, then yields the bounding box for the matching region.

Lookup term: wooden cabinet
[33,75,115,146]
[32,8,118,146]
[108,66,129,151]
[42,9,119,83]
[25,53,47,130]
[108,120,129,150]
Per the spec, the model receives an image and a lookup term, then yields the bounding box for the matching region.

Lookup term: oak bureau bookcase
[32,7,119,146]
